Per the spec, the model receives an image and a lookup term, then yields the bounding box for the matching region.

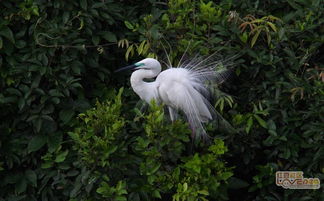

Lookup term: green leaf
[137,40,146,55]
[184,154,202,174]
[183,182,188,192]
[41,161,53,169]
[267,22,277,32]
[254,114,267,129]
[68,132,79,141]
[15,178,27,194]
[6,88,22,96]
[147,175,155,185]
[106,145,118,156]
[62,12,70,24]
[251,29,261,47]
[25,170,37,187]
[16,40,27,48]
[80,0,87,10]
[287,0,302,9]
[18,98,25,111]
[268,129,277,136]
[55,150,69,163]
[32,6,39,16]
[101,31,117,42]
[279,136,287,141]
[67,170,79,177]
[59,109,75,123]
[152,190,161,198]
[70,182,82,197]
[125,44,134,60]
[197,190,209,195]
[92,35,100,46]
[49,89,64,97]
[0,96,17,103]
[72,65,81,75]
[228,177,249,189]
[47,133,62,153]
[115,196,127,201]
[267,120,276,130]
[245,117,253,134]
[283,148,291,159]
[27,115,38,122]
[147,163,161,175]
[220,171,233,180]
[150,25,160,40]
[239,32,248,43]
[0,26,15,44]
[51,97,60,104]
[28,135,47,153]
[35,118,42,132]
[42,114,54,121]
[92,2,105,9]
[124,21,134,29]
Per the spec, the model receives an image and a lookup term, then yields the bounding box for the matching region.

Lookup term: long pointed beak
[114,64,137,73]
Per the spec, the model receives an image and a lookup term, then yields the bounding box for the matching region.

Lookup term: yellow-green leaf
[251,29,261,47]
[138,40,146,55]
[55,150,69,163]
[254,114,267,129]
[245,116,253,134]
[125,44,134,61]
[198,190,209,195]
[183,183,188,192]
[267,22,277,32]
[124,21,134,29]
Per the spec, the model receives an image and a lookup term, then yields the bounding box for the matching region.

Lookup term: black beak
[114,64,137,73]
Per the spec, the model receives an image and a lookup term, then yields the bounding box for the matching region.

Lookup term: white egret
[116,55,232,139]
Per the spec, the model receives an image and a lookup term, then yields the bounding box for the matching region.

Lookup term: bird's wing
[158,78,211,138]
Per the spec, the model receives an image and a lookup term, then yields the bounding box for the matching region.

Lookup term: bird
[115,54,232,139]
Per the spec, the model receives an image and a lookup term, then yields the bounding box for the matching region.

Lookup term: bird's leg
[189,124,196,139]
[168,107,178,122]
[191,129,196,139]
[139,101,147,113]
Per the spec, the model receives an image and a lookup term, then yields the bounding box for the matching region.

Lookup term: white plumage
[117,56,231,139]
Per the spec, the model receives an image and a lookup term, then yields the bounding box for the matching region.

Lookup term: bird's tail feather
[181,85,212,140]
[183,61,237,139]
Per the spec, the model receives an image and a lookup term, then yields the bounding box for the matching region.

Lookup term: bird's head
[115,58,161,73]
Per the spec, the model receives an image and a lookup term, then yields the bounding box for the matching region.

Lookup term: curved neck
[130,69,160,86]
[130,69,160,103]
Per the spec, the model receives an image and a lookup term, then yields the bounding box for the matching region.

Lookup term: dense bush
[68,89,232,201]
[0,0,323,201]
[122,0,324,200]
[0,0,155,200]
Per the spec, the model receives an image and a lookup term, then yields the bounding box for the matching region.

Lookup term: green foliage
[1,0,323,201]
[68,90,232,200]
[69,88,124,168]
[172,139,233,201]
[121,0,324,200]
[0,0,155,200]
[238,15,281,47]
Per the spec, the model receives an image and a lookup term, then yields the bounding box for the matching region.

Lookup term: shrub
[0,0,155,200]
[1,0,323,200]
[68,88,233,201]
[121,0,324,200]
